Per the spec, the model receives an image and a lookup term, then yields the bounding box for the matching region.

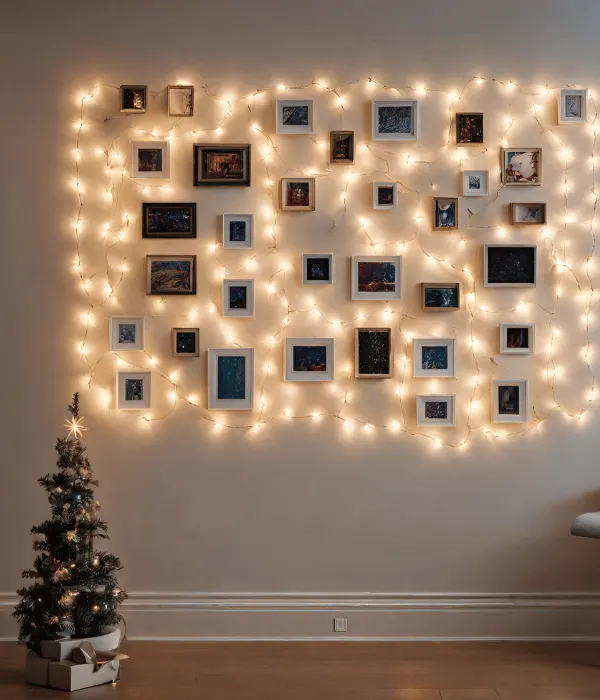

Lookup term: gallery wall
[2,0,600,639]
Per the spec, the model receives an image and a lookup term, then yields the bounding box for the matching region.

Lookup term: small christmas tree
[14,394,127,653]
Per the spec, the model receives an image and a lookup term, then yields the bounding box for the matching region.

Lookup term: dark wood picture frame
[172,328,200,357]
[330,131,355,164]
[142,203,197,239]
[456,112,484,145]
[193,144,251,186]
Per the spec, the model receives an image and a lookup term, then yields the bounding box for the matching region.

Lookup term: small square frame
[280,178,315,211]
[284,338,334,382]
[276,99,314,134]
[456,112,484,145]
[413,338,456,378]
[354,328,392,379]
[484,244,537,287]
[500,324,535,355]
[222,214,254,249]
[172,328,200,357]
[208,348,254,410]
[372,100,418,141]
[120,85,146,113]
[351,256,402,301]
[146,255,197,295]
[421,283,461,311]
[559,88,587,124]
[373,182,398,210]
[110,316,145,352]
[492,379,528,423]
[193,144,251,186]
[142,203,196,238]
[433,197,458,231]
[501,148,542,186]
[511,202,547,225]
[462,170,489,197]
[302,254,333,285]
[223,279,254,318]
[117,371,151,410]
[416,395,456,428]
[167,85,194,117]
[330,131,354,163]
[132,141,170,179]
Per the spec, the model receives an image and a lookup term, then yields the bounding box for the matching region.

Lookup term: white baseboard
[2,591,600,641]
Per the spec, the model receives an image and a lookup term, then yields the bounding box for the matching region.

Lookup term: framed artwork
[302,254,333,285]
[492,379,528,423]
[413,338,456,378]
[559,88,587,124]
[421,283,460,311]
[222,214,253,249]
[373,182,398,210]
[462,170,489,196]
[193,144,251,186]
[500,324,535,355]
[456,113,484,145]
[116,371,151,410]
[511,202,546,225]
[142,203,196,238]
[351,256,402,301]
[416,395,456,428]
[120,85,146,113]
[276,99,314,134]
[109,316,144,352]
[355,328,392,379]
[501,148,542,185]
[433,197,458,230]
[330,131,354,163]
[167,85,194,116]
[372,100,418,140]
[146,255,197,295]
[484,245,537,287]
[223,279,254,318]
[280,178,315,211]
[208,348,254,410]
[284,338,334,382]
[172,328,199,357]
[132,141,170,179]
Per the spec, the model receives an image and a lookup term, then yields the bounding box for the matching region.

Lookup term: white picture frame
[109,316,144,351]
[208,348,254,410]
[500,324,535,355]
[416,395,456,428]
[302,254,333,285]
[222,214,253,249]
[492,379,528,423]
[223,279,254,318]
[351,256,402,301]
[284,338,334,382]
[484,244,537,287]
[116,371,151,410]
[462,170,489,196]
[373,182,398,210]
[559,88,587,124]
[167,85,194,117]
[276,99,314,134]
[131,141,170,179]
[372,100,418,141]
[413,338,456,378]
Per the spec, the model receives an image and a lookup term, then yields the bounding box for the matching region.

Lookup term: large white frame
[284,338,334,382]
[351,256,402,301]
[208,348,254,410]
[222,214,254,249]
[483,244,537,288]
[116,371,151,410]
[131,141,170,179]
[109,316,145,351]
[416,394,456,428]
[500,324,535,355]
[492,379,528,423]
[223,279,254,318]
[413,338,456,378]
[276,99,314,134]
[371,100,418,141]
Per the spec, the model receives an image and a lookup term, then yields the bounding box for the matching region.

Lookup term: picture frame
[280,178,315,212]
[462,170,489,196]
[433,197,458,230]
[351,256,402,301]
[302,254,333,285]
[500,324,535,355]
[373,182,398,210]
[116,371,151,410]
[416,395,456,428]
[330,131,354,164]
[511,202,547,225]
[120,85,146,113]
[222,214,254,249]
[501,148,542,186]
[559,88,587,124]
[354,328,392,379]
[484,245,537,287]
[372,100,418,140]
[132,141,170,179]
[276,99,314,134]
[167,85,194,117]
[413,338,456,378]
[223,279,254,318]
[172,328,199,357]
[284,338,334,382]
[492,379,528,423]
[109,316,145,352]
[193,144,251,186]
[208,348,254,410]
[146,255,197,295]
[142,203,196,238]
[421,283,460,311]
[456,112,484,145]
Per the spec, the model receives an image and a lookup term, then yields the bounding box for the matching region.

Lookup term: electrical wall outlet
[333,617,347,633]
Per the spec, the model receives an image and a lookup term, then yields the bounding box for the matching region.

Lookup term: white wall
[2,0,600,640]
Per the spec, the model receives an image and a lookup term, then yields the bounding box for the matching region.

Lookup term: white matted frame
[484,244,537,288]
[223,279,254,318]
[492,379,528,423]
[276,99,314,134]
[208,348,254,410]
[372,100,418,141]
[416,395,456,428]
[131,141,170,179]
[116,371,151,410]
[373,182,398,210]
[167,85,194,116]
[222,214,254,249]
[109,316,144,351]
[351,256,402,301]
[559,88,587,124]
[284,338,334,382]
[500,324,535,355]
[413,338,456,378]
[302,254,333,285]
[462,170,489,196]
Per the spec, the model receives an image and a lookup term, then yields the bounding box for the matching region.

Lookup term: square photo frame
[413,338,456,378]
[372,100,418,140]
[559,88,587,124]
[421,283,460,311]
[117,371,151,410]
[276,99,314,134]
[120,85,146,113]
[223,279,254,318]
[284,338,334,382]
[416,395,456,428]
[208,348,254,410]
[433,197,458,230]
[352,256,402,301]
[500,324,535,355]
[456,113,484,145]
[142,203,196,238]
[222,214,253,249]
[463,170,489,196]
[373,182,398,210]
[355,328,392,379]
[281,178,315,211]
[484,245,537,287]
[167,85,194,116]
[132,141,170,179]
[172,328,199,357]
[109,316,145,351]
[146,255,197,295]
[330,131,354,163]
[193,144,251,186]
[492,379,528,423]
[302,254,333,285]
[502,148,542,185]
[511,202,547,225]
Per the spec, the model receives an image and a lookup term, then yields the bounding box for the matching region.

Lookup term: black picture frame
[142,203,197,239]
[193,144,251,186]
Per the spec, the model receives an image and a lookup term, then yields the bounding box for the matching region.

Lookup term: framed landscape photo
[193,144,251,186]
[502,148,542,185]
[276,99,314,134]
[110,316,144,352]
[433,197,458,230]
[416,395,456,428]
[500,324,535,355]
[330,131,354,164]
[492,379,528,423]
[511,202,546,225]
[456,113,484,145]
[208,348,254,410]
[373,182,398,210]
[117,371,151,410]
[132,141,170,179]
[172,328,199,357]
[559,88,587,124]
[421,283,460,311]
[351,256,402,301]
[463,170,489,196]
[120,85,146,113]
[372,100,418,141]
[302,254,333,285]
[222,214,253,249]
[413,338,456,378]
[167,85,194,116]
[284,338,334,382]
[354,328,392,379]
[146,255,197,295]
[142,203,196,238]
[484,245,537,287]
[280,178,315,211]
[223,279,254,318]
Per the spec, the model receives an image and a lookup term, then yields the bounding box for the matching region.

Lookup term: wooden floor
[1,641,600,699]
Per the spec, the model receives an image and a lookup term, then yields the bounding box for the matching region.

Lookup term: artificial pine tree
[14,394,127,653]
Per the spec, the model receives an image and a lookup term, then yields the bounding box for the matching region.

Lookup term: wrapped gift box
[41,626,121,661]
[48,657,120,692]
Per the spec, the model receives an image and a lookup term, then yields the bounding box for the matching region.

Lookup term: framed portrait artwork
[120,85,146,113]
[416,395,456,428]
[511,202,547,225]
[172,328,199,357]
[330,131,354,163]
[354,328,392,379]
[223,279,254,318]
[501,148,542,185]
[484,245,537,287]
[373,182,398,210]
[193,144,251,186]
[132,141,170,179]
[109,316,144,352]
[284,338,334,382]
[351,256,402,301]
[302,254,333,285]
[462,170,489,196]
[492,379,528,423]
[280,178,315,211]
[146,255,197,295]
[142,203,196,238]
[276,99,314,134]
[222,214,253,249]
[208,348,254,410]
[167,85,194,116]
[500,324,535,355]
[559,88,587,124]
[116,371,151,410]
[372,100,418,140]
[456,113,484,145]
[413,338,456,378]
[421,283,460,311]
[433,197,458,230]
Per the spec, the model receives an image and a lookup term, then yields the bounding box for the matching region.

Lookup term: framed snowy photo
[208,349,254,410]
[372,100,418,141]
[462,170,489,196]
[110,316,144,352]
[276,99,314,134]
[117,371,151,410]
[559,88,587,124]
